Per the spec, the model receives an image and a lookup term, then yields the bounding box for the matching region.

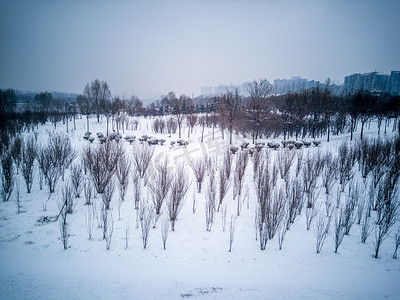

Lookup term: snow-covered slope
[0,116,399,299]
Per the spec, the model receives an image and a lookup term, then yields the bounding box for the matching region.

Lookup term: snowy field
[1,116,399,300]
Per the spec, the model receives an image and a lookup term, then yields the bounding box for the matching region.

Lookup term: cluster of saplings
[1,124,399,258]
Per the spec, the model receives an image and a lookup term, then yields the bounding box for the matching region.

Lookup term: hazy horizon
[1,0,399,100]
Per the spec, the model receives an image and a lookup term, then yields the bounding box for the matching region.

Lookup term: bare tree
[85,204,94,240]
[15,180,21,213]
[101,180,115,210]
[57,197,69,250]
[373,176,399,258]
[62,182,74,214]
[277,149,295,179]
[132,172,141,210]
[140,202,154,249]
[148,156,172,226]
[124,221,130,249]
[223,147,233,180]
[84,78,111,123]
[83,179,95,206]
[1,151,15,201]
[161,215,169,250]
[342,188,358,235]
[116,153,131,219]
[247,79,272,144]
[305,200,320,231]
[36,144,61,194]
[205,172,217,231]
[10,136,22,174]
[278,215,288,250]
[191,156,207,193]
[321,153,338,195]
[70,163,84,198]
[393,228,400,259]
[116,152,131,202]
[84,141,122,194]
[314,211,332,253]
[167,163,190,231]
[105,212,114,250]
[21,136,36,193]
[228,215,236,252]
[217,166,231,212]
[286,178,305,229]
[235,150,249,197]
[132,144,154,178]
[219,88,242,144]
[360,212,373,243]
[333,208,345,253]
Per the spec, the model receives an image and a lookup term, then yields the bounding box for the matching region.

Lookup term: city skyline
[1,0,400,99]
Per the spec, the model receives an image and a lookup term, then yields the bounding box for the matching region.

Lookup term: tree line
[1,78,400,148]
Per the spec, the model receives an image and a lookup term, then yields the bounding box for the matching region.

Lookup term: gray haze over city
[1,0,399,100]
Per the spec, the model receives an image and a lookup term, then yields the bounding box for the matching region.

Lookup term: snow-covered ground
[0,116,399,299]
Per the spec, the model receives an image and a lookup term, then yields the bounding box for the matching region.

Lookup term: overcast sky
[1,0,399,99]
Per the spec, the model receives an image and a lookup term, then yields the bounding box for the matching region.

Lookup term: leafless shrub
[148,157,172,226]
[1,151,15,201]
[15,180,21,213]
[161,215,169,250]
[57,198,69,250]
[11,136,22,174]
[84,179,95,205]
[271,163,279,187]
[132,144,154,178]
[116,152,131,203]
[62,182,74,214]
[223,147,233,179]
[124,221,130,249]
[42,193,53,211]
[256,162,286,249]
[166,117,177,136]
[252,149,264,182]
[84,142,122,194]
[342,191,358,236]
[192,189,197,213]
[105,212,114,250]
[286,178,305,229]
[205,172,217,231]
[302,153,322,195]
[132,172,141,210]
[277,149,295,179]
[102,180,115,210]
[325,194,334,217]
[333,208,346,253]
[305,201,320,231]
[140,202,154,249]
[235,150,249,196]
[393,228,400,259]
[48,133,77,181]
[278,215,288,250]
[373,176,399,258]
[295,150,303,177]
[322,153,338,195]
[360,212,373,243]
[70,163,84,198]
[356,188,366,225]
[191,156,207,193]
[228,215,236,252]
[85,204,94,240]
[221,204,227,231]
[167,163,190,231]
[314,211,332,253]
[338,142,355,192]
[21,137,36,193]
